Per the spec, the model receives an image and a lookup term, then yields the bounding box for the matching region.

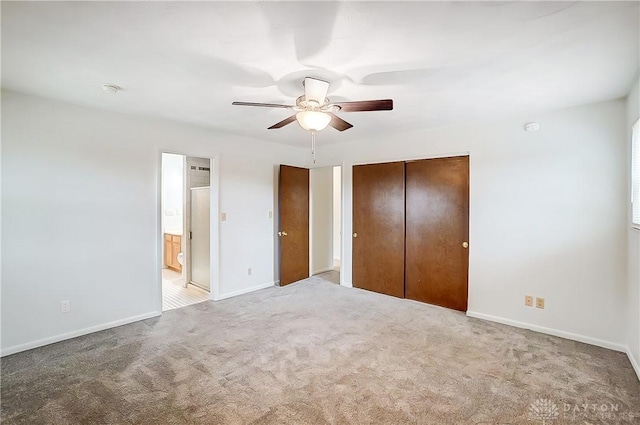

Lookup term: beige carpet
[2,275,638,424]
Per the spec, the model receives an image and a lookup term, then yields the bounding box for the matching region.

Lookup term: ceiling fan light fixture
[303,77,330,105]
[296,111,331,132]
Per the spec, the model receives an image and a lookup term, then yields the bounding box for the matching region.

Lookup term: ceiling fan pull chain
[311,131,316,164]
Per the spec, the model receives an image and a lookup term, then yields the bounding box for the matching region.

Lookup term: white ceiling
[2,1,638,147]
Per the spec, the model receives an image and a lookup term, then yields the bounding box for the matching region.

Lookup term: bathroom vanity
[164,233,182,272]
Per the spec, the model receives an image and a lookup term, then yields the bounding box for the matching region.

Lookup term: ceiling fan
[232,77,393,133]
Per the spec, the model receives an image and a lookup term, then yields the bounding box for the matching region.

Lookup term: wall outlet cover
[61,300,70,314]
[525,295,533,307]
[536,297,545,309]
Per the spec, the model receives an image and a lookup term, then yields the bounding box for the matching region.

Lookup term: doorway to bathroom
[160,153,212,311]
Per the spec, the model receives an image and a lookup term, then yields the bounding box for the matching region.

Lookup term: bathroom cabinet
[164,233,182,272]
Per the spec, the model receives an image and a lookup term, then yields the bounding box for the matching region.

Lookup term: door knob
[278,231,282,237]
[282,231,288,236]
[462,241,469,248]
[353,232,358,238]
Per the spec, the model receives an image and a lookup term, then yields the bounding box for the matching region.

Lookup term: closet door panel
[405,156,469,311]
[352,162,405,298]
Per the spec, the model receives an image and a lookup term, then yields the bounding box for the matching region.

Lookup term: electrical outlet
[525,295,533,307]
[61,300,70,314]
[220,212,227,221]
[536,297,545,309]
[248,267,252,275]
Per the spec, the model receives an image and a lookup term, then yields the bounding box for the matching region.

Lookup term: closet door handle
[462,242,469,248]
[353,232,358,238]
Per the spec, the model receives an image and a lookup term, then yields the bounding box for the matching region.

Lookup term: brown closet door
[405,156,469,311]
[352,162,405,298]
[279,165,309,286]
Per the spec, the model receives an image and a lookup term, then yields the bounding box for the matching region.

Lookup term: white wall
[310,167,334,275]
[2,89,633,361]
[626,77,640,377]
[309,99,629,350]
[1,90,305,355]
[333,166,341,263]
[161,153,184,234]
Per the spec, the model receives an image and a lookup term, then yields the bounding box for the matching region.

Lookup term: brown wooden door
[352,162,405,298]
[405,156,469,311]
[279,165,309,286]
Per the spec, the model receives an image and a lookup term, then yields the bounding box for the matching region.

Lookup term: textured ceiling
[2,1,638,147]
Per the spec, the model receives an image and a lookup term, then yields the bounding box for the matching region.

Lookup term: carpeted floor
[2,275,639,424]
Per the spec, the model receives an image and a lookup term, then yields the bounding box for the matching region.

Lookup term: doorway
[160,153,212,311]
[310,166,341,284]
[278,164,342,286]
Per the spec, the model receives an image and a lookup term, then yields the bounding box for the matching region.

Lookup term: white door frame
[156,151,220,313]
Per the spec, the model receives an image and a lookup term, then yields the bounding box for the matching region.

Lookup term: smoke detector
[524,122,540,132]
[102,84,121,94]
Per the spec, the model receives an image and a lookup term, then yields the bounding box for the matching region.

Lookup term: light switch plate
[221,212,227,221]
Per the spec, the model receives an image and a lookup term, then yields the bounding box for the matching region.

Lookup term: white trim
[210,155,221,302]
[627,346,640,381]
[632,118,640,226]
[217,282,275,300]
[156,151,164,314]
[466,311,626,352]
[1,311,161,357]
[339,161,350,288]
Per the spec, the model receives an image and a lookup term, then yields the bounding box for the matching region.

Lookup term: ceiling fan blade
[327,113,353,132]
[268,115,297,129]
[331,99,393,112]
[232,101,292,109]
[304,77,329,105]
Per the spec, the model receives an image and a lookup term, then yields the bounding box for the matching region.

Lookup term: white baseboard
[626,346,640,381]
[466,311,626,353]
[217,282,275,300]
[1,311,161,357]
